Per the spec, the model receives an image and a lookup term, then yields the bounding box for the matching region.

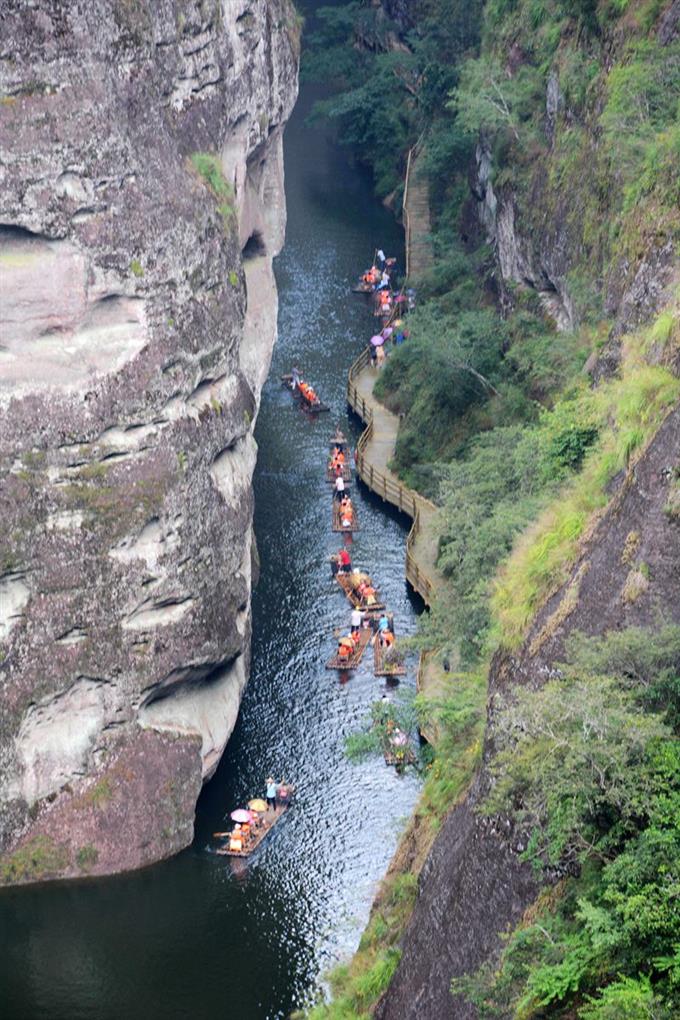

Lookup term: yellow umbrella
[248,798,267,812]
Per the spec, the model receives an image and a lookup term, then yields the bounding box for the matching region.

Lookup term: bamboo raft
[383,739,417,767]
[352,279,374,294]
[281,375,330,413]
[214,803,290,858]
[326,625,373,670]
[332,500,360,533]
[334,572,384,613]
[374,638,406,677]
[326,461,352,483]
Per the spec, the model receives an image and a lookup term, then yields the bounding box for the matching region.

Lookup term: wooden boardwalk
[403,142,434,281]
[347,348,442,606]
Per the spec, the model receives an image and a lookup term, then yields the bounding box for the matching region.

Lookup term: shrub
[190,152,235,227]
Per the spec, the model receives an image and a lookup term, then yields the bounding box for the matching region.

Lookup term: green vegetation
[0,835,70,884]
[189,151,235,229]
[455,626,680,1019]
[76,844,99,871]
[130,257,144,278]
[84,777,113,808]
[493,339,679,646]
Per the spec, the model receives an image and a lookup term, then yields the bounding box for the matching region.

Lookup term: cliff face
[0,0,298,884]
[378,404,680,1020]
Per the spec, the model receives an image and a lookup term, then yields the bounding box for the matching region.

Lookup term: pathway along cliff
[0,48,423,1020]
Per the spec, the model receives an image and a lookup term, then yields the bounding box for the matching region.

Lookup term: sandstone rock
[0,0,299,884]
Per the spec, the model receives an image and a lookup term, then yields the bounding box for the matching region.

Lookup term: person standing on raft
[266,777,277,811]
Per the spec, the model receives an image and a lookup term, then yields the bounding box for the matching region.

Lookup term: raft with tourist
[332,567,384,614]
[332,493,359,533]
[281,371,330,412]
[326,624,373,671]
[214,781,294,858]
[327,440,352,483]
[372,612,405,676]
[382,728,416,767]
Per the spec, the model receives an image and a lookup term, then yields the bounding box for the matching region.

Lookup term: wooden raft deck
[334,572,384,613]
[326,626,373,670]
[215,803,290,857]
[281,375,330,413]
[332,500,360,533]
[374,640,406,677]
[383,740,417,767]
[326,461,352,483]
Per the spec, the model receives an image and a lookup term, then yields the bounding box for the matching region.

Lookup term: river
[0,10,422,1019]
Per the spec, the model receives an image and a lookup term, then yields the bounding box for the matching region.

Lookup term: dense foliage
[456,626,680,1019]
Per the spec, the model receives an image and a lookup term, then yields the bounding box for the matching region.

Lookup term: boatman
[266,777,277,811]
[350,606,363,636]
[338,547,352,573]
[335,474,345,499]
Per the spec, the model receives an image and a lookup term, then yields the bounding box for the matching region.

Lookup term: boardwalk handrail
[402,132,426,281]
[347,348,437,604]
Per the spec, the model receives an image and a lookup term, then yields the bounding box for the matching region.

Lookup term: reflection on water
[0,29,421,1020]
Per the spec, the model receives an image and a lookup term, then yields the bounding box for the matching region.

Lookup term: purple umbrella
[381,327,393,339]
[370,334,385,347]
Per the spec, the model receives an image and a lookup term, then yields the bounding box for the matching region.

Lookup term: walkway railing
[402,133,426,281]
[347,349,437,605]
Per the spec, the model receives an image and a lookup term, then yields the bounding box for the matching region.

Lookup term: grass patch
[493,337,680,647]
[76,844,99,871]
[84,777,113,808]
[0,835,70,885]
[190,152,236,230]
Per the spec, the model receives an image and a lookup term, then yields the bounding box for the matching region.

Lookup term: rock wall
[0,0,299,885]
[378,402,680,1019]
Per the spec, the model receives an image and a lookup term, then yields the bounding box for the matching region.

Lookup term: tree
[449,54,543,142]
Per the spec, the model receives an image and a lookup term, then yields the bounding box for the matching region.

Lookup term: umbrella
[381,327,393,339]
[370,334,385,347]
[230,809,253,823]
[391,730,408,747]
[248,798,267,812]
[339,636,355,647]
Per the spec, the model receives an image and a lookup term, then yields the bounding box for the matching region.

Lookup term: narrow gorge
[0,0,299,883]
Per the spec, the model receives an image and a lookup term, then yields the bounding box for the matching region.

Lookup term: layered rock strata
[0,0,298,884]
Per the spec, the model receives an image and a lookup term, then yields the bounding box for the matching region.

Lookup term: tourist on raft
[337,547,352,573]
[339,495,354,528]
[266,777,277,811]
[330,446,345,471]
[299,381,318,405]
[380,627,395,648]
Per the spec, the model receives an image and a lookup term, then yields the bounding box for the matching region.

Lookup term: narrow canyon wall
[0,0,298,885]
[378,404,680,1020]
